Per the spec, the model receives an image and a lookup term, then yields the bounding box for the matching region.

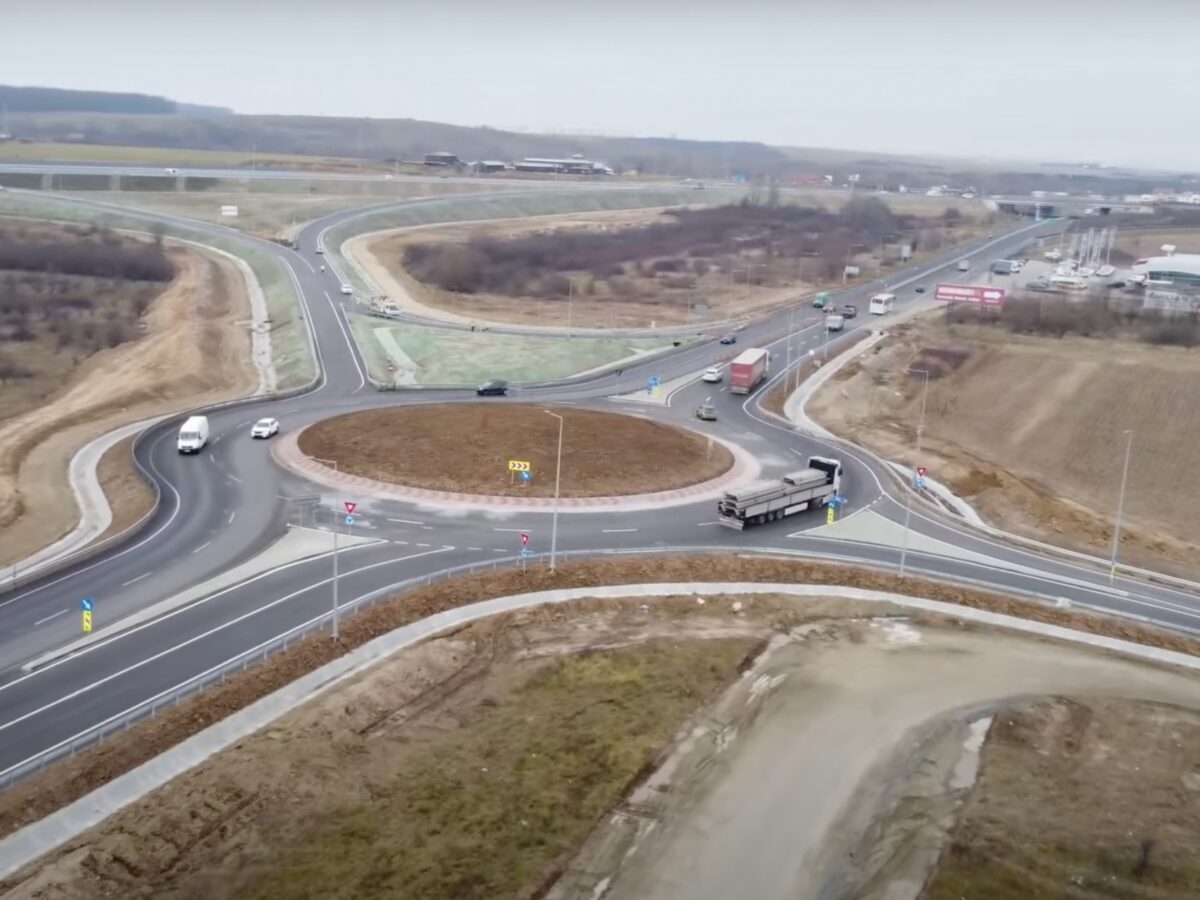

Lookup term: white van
[957,258,971,271]
[868,293,896,315]
[177,415,210,454]
[825,314,845,332]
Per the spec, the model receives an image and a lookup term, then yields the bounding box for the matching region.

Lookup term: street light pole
[1110,429,1133,584]
[543,410,564,571]
[898,367,930,577]
[313,457,342,639]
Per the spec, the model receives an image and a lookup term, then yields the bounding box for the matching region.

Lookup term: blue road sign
[520,548,530,558]
[828,496,846,508]
[81,597,94,612]
[915,477,927,490]
[520,470,532,482]
[650,375,661,386]
[345,515,355,526]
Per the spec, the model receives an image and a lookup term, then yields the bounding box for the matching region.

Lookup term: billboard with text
[935,283,1007,306]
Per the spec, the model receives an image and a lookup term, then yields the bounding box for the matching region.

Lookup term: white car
[701,366,723,383]
[251,417,280,439]
[340,284,354,296]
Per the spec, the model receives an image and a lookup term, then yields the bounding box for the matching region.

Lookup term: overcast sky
[4,0,1197,170]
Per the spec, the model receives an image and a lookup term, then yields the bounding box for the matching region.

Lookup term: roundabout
[283,403,757,512]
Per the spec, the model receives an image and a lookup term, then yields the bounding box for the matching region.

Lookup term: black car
[914,285,926,293]
[719,334,737,345]
[476,379,509,396]
[840,304,858,318]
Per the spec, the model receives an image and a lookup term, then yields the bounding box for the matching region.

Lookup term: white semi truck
[717,456,843,529]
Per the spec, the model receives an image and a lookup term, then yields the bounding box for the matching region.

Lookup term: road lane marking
[493,528,531,533]
[227,511,236,525]
[191,541,211,555]
[602,528,638,533]
[122,572,152,587]
[416,543,431,547]
[0,547,453,740]
[387,518,424,525]
[467,546,483,551]
[33,609,70,626]
[492,548,507,553]
[697,521,720,526]
[227,475,241,484]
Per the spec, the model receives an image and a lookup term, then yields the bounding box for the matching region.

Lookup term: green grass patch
[349,314,681,385]
[0,141,354,169]
[241,637,756,900]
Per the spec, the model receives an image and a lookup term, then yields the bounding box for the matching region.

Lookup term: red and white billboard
[935,283,1007,307]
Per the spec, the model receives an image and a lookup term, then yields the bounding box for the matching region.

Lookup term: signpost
[507,460,531,472]
[647,375,661,396]
[344,501,357,515]
[81,597,94,634]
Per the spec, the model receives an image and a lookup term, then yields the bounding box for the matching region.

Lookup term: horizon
[4,0,1198,172]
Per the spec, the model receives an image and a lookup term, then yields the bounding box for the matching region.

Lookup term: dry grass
[808,315,1200,579]
[93,435,156,544]
[296,403,733,497]
[924,698,1200,899]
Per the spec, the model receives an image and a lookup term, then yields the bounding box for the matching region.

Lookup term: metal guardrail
[0,536,1152,791]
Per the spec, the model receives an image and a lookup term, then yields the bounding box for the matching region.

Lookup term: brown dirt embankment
[297,403,733,497]
[0,243,258,568]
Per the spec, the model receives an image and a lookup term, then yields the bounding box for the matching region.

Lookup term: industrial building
[423,151,461,167]
[514,156,613,175]
[1132,254,1200,288]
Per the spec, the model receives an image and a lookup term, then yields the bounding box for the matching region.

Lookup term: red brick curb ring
[271,428,762,513]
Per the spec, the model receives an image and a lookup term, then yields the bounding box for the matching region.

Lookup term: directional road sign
[520,548,530,558]
[915,477,927,490]
[508,460,531,472]
[81,597,94,612]
[81,610,93,634]
[344,501,357,515]
[826,507,835,525]
[520,471,532,482]
[345,515,355,526]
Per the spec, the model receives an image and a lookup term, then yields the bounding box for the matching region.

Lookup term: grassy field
[0,141,362,170]
[1113,228,1200,258]
[924,698,1200,899]
[348,314,678,385]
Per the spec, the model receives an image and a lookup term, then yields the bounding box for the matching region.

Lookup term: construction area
[3,586,1198,900]
[808,313,1200,579]
[295,404,733,497]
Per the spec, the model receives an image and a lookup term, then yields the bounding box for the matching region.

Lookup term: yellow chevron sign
[82,610,93,633]
[507,460,531,472]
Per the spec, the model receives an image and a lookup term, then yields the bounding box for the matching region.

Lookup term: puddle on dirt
[950,716,994,790]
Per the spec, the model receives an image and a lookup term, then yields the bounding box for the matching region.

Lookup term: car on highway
[914,285,926,293]
[340,284,354,296]
[811,291,831,309]
[701,366,723,383]
[719,334,737,345]
[476,379,509,396]
[315,246,324,254]
[840,304,857,318]
[694,404,717,421]
[250,417,280,439]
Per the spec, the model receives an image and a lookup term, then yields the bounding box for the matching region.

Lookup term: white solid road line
[387,518,424,525]
[122,572,152,587]
[191,541,211,555]
[697,521,720,526]
[33,609,70,626]
[493,527,531,533]
[602,528,638,533]
[227,474,241,484]
[322,290,367,392]
[227,511,236,525]
[0,547,454,739]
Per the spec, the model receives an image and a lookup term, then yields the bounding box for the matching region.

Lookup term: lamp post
[543,410,564,571]
[1110,429,1133,584]
[313,456,341,639]
[898,368,930,577]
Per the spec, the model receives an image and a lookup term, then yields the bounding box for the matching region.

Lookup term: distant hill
[0,85,231,117]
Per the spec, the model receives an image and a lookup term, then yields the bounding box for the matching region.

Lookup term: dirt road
[0,245,258,568]
[589,621,1200,900]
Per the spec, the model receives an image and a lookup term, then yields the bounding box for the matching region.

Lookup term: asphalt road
[2,192,1195,781]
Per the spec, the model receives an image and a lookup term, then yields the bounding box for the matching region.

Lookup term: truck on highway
[728,347,769,394]
[717,456,843,529]
[868,293,895,315]
[991,259,1020,275]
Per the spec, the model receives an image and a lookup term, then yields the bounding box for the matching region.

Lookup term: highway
[2,188,1198,783]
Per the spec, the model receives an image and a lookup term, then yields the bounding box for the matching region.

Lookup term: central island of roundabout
[275,403,761,512]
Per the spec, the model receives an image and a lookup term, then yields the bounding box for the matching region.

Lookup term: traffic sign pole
[332,508,340,640]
